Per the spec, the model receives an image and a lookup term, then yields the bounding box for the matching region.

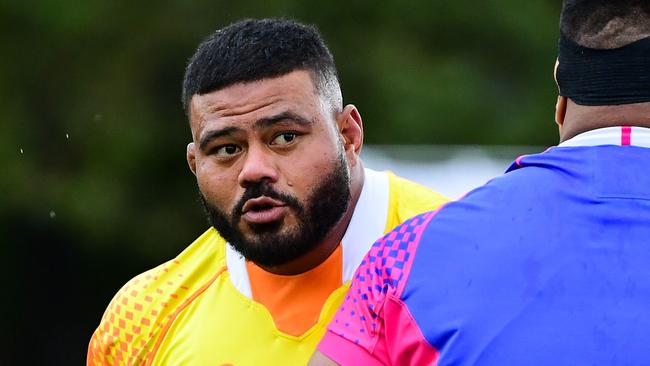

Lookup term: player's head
[183,18,364,270]
[182,18,342,117]
[554,0,650,139]
[560,0,650,49]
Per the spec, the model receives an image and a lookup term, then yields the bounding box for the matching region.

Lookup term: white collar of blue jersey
[558,126,650,148]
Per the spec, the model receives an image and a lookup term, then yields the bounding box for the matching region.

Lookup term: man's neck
[560,100,650,142]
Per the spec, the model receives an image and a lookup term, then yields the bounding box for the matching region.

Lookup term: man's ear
[187,142,197,176]
[555,95,567,127]
[337,104,363,166]
[553,58,567,127]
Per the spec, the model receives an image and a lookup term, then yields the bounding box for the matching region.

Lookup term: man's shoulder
[87,228,228,365]
[384,171,449,226]
[111,228,228,309]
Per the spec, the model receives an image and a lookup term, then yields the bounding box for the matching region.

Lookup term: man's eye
[214,144,241,156]
[271,132,297,146]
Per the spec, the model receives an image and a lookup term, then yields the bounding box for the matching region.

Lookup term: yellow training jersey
[87,169,448,365]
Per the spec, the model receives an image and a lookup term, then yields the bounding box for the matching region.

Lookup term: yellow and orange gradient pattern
[88,228,227,366]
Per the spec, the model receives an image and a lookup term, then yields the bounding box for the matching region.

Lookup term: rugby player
[311,1,650,364]
[87,18,447,365]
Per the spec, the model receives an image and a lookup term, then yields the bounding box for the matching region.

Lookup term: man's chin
[239,218,284,235]
[228,233,304,268]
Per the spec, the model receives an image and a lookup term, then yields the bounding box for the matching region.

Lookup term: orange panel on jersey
[246,245,343,337]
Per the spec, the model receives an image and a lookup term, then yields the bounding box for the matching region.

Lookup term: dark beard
[199,153,351,268]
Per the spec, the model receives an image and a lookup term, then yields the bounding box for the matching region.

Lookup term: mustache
[232,181,303,218]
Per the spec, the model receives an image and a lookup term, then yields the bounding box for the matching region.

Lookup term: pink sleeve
[318,212,440,365]
[318,295,439,365]
[318,330,385,366]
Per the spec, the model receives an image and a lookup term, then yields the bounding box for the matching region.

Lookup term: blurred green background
[2,0,561,363]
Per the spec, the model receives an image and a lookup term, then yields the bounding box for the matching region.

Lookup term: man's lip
[241,196,286,213]
[242,206,287,225]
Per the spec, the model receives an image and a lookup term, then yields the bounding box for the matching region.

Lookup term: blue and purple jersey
[319,126,650,365]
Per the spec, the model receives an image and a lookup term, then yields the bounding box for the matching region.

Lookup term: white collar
[226,168,391,298]
[341,168,390,283]
[558,126,650,148]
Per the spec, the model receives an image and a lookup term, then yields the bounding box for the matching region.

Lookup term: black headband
[556,33,650,106]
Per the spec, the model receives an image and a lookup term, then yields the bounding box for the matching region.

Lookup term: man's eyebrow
[253,111,314,129]
[199,126,241,151]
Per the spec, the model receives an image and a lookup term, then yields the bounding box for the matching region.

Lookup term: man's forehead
[188,70,323,128]
[191,92,282,121]
[192,71,318,110]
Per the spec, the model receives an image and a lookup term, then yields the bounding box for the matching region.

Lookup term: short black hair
[561,0,650,48]
[182,18,342,114]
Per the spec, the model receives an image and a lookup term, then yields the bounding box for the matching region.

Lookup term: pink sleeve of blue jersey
[318,211,441,365]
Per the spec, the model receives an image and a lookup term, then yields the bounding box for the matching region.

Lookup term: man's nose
[237,145,279,188]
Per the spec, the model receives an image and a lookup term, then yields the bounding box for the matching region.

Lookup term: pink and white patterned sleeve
[317,211,440,365]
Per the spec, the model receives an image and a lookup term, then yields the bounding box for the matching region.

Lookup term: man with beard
[311,1,650,365]
[87,18,447,365]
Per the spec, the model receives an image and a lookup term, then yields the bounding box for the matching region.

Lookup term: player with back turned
[312,1,650,365]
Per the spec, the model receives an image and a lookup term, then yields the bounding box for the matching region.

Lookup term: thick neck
[560,100,650,142]
[257,163,365,275]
